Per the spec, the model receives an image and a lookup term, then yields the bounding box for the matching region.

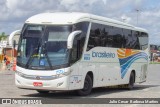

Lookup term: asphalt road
[0,64,160,106]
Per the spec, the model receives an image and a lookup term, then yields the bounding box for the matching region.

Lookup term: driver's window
[70,34,81,63]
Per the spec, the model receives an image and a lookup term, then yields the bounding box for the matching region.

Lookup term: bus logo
[84,54,91,60]
[92,51,115,58]
[36,76,40,80]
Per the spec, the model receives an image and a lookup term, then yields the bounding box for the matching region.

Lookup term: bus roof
[25,12,147,33]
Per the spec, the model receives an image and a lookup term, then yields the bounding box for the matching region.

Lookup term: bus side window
[123,29,132,49]
[133,31,140,50]
[138,32,148,50]
[123,29,141,50]
[87,30,96,50]
[70,34,80,63]
[110,27,123,48]
[74,22,89,55]
[87,23,103,51]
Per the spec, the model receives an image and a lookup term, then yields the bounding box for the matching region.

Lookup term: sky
[0,0,160,44]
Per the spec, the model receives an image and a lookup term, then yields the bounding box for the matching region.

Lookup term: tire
[77,75,93,96]
[127,72,135,90]
[37,90,49,94]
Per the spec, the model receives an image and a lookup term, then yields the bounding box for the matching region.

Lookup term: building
[0,30,20,62]
[150,44,160,62]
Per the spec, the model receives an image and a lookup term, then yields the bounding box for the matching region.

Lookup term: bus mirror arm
[13,40,16,49]
[67,30,82,49]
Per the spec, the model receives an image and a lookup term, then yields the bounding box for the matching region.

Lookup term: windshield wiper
[25,33,53,70]
[25,47,39,69]
[25,25,53,70]
[25,26,45,69]
[42,42,53,70]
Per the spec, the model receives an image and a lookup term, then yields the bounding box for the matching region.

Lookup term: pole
[12,48,14,62]
[136,9,139,25]
[123,18,126,23]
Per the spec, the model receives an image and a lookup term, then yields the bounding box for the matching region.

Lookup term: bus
[14,12,149,96]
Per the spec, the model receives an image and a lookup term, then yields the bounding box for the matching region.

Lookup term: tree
[0,32,7,41]
[1,32,5,36]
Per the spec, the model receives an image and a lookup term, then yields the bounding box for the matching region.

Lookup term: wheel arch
[131,70,136,83]
[86,71,94,86]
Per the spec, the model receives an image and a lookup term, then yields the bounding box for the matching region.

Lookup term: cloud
[0,0,9,20]
[134,0,144,8]
[121,14,131,23]
[0,0,160,44]
[102,0,107,5]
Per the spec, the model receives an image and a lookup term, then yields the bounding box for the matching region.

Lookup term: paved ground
[0,64,160,106]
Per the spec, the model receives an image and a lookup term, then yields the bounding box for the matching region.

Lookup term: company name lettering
[92,51,115,58]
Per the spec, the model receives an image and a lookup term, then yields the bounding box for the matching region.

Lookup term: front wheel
[77,75,93,96]
[127,72,135,90]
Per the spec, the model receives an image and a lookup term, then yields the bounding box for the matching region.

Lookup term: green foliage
[150,62,160,64]
[0,32,7,41]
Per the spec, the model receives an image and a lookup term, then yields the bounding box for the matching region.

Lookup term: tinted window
[110,27,123,48]
[133,31,140,49]
[71,22,89,63]
[123,29,132,48]
[87,23,148,51]
[74,22,89,51]
[87,23,123,51]
[87,23,103,50]
[138,32,148,50]
[102,26,113,47]
[123,29,141,49]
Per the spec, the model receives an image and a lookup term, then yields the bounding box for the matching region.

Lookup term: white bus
[15,12,149,96]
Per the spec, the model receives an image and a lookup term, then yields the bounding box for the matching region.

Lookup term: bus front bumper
[15,74,69,91]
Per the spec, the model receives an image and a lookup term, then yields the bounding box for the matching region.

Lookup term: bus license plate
[33,82,43,87]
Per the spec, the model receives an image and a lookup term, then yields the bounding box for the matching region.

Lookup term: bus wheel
[127,72,135,90]
[37,90,49,94]
[77,75,93,96]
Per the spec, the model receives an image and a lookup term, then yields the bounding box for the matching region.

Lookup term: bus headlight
[16,71,25,77]
[15,69,71,80]
[54,70,71,78]
[57,71,70,78]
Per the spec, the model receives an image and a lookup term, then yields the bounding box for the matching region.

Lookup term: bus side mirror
[9,30,21,47]
[67,30,82,49]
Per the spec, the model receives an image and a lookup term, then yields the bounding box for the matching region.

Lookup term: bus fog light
[16,71,25,77]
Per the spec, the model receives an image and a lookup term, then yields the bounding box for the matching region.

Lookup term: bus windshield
[17,24,72,70]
